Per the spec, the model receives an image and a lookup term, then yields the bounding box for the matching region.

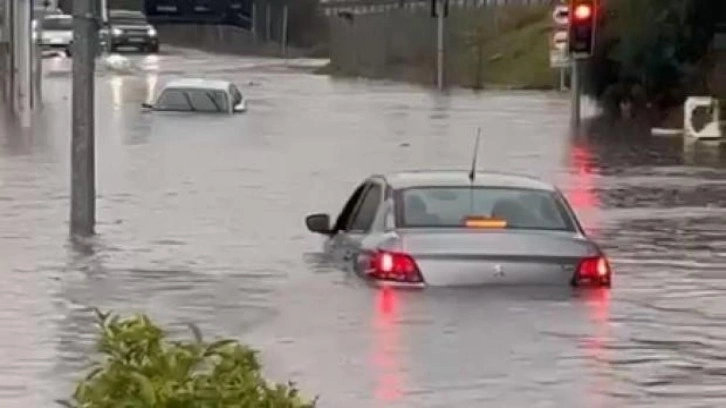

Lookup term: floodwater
[1,47,726,408]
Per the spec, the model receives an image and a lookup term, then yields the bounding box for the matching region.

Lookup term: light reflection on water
[372,287,405,404]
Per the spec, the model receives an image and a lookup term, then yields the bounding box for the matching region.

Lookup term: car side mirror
[233,102,245,113]
[141,102,153,109]
[306,213,332,235]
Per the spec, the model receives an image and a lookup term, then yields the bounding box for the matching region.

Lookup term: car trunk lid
[397,229,598,287]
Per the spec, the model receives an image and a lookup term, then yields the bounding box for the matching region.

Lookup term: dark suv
[101,10,159,53]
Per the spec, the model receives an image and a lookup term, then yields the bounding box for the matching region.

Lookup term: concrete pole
[32,3,42,110]
[436,0,444,90]
[33,36,41,108]
[70,0,97,236]
[2,0,14,105]
[281,4,287,57]
[13,0,31,127]
[570,58,581,128]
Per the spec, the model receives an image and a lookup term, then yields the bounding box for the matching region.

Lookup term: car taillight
[368,250,424,284]
[575,256,611,287]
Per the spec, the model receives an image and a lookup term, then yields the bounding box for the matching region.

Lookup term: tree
[584,0,720,116]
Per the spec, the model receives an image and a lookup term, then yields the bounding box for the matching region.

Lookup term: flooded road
[1,47,726,408]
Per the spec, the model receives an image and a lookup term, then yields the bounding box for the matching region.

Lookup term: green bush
[58,310,316,408]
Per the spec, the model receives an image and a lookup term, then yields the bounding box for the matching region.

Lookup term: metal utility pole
[570,57,581,128]
[436,0,444,90]
[281,4,288,57]
[251,2,257,42]
[265,3,271,42]
[70,0,97,236]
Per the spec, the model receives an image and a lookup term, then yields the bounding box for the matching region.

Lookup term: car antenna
[468,128,481,214]
[468,128,481,183]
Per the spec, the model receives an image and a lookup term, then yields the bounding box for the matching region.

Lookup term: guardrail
[320,0,556,15]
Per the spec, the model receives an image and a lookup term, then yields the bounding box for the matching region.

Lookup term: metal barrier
[143,0,252,28]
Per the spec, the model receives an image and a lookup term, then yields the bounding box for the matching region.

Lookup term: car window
[396,187,575,231]
[187,89,229,112]
[333,183,367,232]
[229,85,242,105]
[348,184,382,232]
[155,89,192,111]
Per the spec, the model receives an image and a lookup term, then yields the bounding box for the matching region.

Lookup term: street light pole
[70,0,97,236]
[436,0,444,90]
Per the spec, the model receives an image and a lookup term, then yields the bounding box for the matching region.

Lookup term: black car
[101,9,159,53]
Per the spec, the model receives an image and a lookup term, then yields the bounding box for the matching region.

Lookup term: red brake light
[573,4,592,20]
[368,251,423,283]
[575,256,611,286]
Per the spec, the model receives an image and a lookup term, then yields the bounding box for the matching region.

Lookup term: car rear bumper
[40,43,70,50]
[111,36,158,48]
[370,279,426,290]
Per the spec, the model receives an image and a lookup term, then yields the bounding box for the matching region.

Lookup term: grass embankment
[318,6,555,90]
[460,8,554,90]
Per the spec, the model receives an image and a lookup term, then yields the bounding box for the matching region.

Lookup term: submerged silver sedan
[305,170,612,288]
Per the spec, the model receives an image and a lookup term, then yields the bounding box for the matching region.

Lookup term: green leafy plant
[58,309,316,408]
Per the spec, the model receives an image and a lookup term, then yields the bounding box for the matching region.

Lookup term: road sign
[552,30,568,51]
[552,4,569,26]
[550,48,570,68]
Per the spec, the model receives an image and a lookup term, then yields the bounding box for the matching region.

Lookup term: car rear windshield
[155,88,229,112]
[396,187,576,231]
[42,17,72,30]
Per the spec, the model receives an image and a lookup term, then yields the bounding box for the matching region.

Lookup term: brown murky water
[1,47,725,408]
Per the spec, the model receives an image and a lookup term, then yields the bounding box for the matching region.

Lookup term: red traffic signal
[573,4,592,20]
[568,0,597,57]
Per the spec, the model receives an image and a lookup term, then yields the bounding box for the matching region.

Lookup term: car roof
[163,78,233,92]
[379,170,557,191]
[43,14,71,19]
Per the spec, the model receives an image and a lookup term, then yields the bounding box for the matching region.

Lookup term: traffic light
[568,0,596,57]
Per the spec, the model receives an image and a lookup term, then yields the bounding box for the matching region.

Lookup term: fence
[321,0,555,16]
[327,2,552,87]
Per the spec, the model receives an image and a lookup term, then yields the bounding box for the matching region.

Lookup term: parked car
[100,9,159,53]
[37,14,72,55]
[142,79,247,114]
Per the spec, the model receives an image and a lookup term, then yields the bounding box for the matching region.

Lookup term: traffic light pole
[570,57,581,128]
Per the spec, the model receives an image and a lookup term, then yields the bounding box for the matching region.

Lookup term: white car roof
[163,78,234,92]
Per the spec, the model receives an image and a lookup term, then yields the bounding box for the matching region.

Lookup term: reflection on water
[579,288,612,408]
[372,287,404,404]
[566,140,601,237]
[110,76,124,109]
[146,74,158,104]
[0,49,725,408]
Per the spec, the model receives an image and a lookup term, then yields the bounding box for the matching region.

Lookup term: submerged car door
[328,181,384,271]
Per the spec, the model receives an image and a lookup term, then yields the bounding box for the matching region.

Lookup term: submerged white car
[142,79,247,114]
